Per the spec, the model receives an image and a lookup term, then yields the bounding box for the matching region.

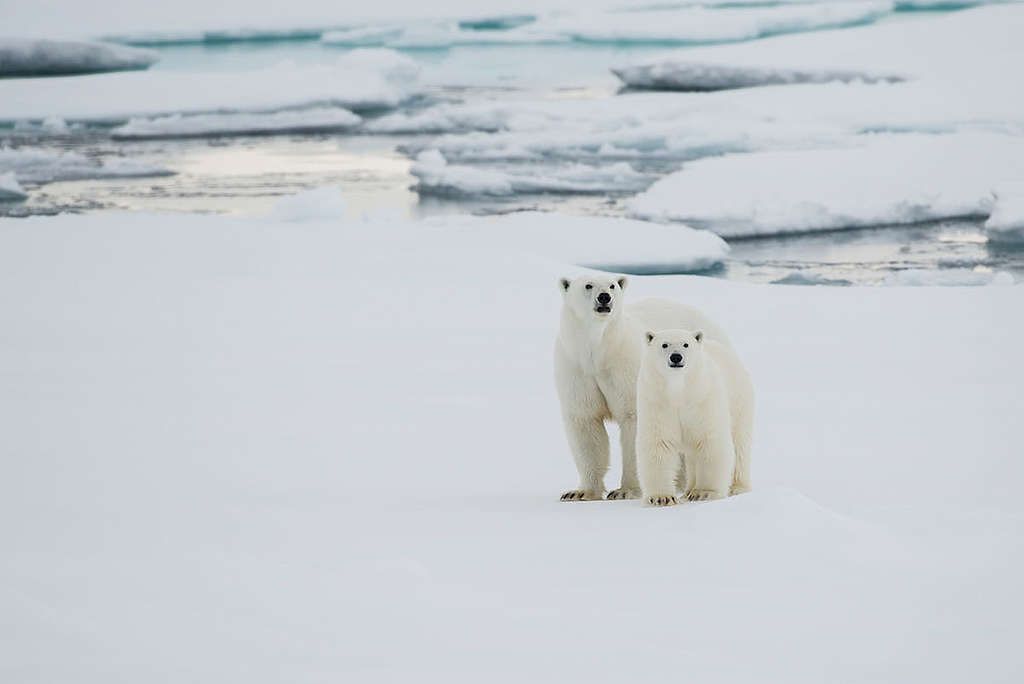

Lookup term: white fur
[553,275,732,501]
[636,328,754,506]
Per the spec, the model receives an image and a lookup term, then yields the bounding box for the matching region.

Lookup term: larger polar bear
[554,274,731,501]
[637,329,754,506]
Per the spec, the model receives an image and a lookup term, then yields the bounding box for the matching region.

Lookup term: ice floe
[0,38,158,77]
[419,211,729,273]
[410,149,651,197]
[985,185,1024,244]
[321,2,891,49]
[0,171,27,200]
[884,268,1016,286]
[3,207,1023,683]
[267,186,349,222]
[614,3,1022,90]
[111,107,361,139]
[0,49,420,124]
[628,133,1024,237]
[0,147,173,185]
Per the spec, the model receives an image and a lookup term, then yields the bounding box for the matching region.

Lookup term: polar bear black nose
[597,292,611,304]
[669,353,683,364]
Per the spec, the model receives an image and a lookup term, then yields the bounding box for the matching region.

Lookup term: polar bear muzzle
[669,352,684,368]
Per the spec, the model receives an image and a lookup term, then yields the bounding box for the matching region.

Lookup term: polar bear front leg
[637,425,681,507]
[607,415,642,500]
[560,415,609,501]
[684,430,734,502]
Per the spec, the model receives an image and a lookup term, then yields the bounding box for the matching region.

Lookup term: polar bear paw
[607,487,641,500]
[646,494,678,507]
[560,490,602,502]
[685,488,724,502]
[729,484,751,496]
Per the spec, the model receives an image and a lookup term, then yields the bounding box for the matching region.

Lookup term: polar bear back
[628,297,733,349]
[701,338,754,431]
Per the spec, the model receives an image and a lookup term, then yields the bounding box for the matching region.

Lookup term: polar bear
[554,275,732,501]
[636,329,753,506]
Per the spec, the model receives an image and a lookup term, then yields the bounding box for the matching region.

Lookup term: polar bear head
[644,328,705,375]
[559,274,628,320]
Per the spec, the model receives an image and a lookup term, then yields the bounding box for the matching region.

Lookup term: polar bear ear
[617,276,628,290]
[694,330,704,343]
[559,277,571,294]
[646,331,656,344]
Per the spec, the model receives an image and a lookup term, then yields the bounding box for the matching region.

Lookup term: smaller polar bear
[637,329,753,506]
[554,275,731,502]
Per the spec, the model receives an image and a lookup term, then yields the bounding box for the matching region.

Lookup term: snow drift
[0,38,158,77]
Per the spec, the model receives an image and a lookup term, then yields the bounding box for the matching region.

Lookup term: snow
[0,38,158,77]
[321,3,891,48]
[613,3,1022,90]
[409,149,651,197]
[883,268,1016,286]
[111,107,361,140]
[267,186,348,222]
[538,1,893,45]
[0,147,173,185]
[0,171,27,200]
[417,211,730,273]
[985,186,1024,244]
[627,133,1024,237]
[0,49,420,125]
[1,208,1022,682]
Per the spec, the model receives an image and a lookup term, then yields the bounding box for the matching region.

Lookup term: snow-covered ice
[539,1,893,45]
[0,171,27,200]
[111,107,362,139]
[614,3,1022,90]
[410,149,651,197]
[613,60,901,91]
[1,209,1022,682]
[0,148,173,185]
[883,268,1016,287]
[0,49,420,125]
[321,2,891,49]
[266,186,348,222]
[0,38,158,77]
[417,211,730,273]
[985,185,1024,244]
[628,133,1024,237]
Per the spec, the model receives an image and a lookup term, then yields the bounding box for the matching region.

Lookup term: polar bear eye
[585,283,592,290]
[609,284,615,289]
[661,343,668,349]
[683,343,689,348]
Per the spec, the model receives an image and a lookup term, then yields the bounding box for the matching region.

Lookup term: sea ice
[0,147,173,185]
[1,209,1021,683]
[111,107,361,139]
[410,149,651,197]
[628,133,1024,236]
[0,49,420,125]
[266,187,348,222]
[0,38,158,77]
[613,3,1022,90]
[985,185,1024,244]
[0,171,27,200]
